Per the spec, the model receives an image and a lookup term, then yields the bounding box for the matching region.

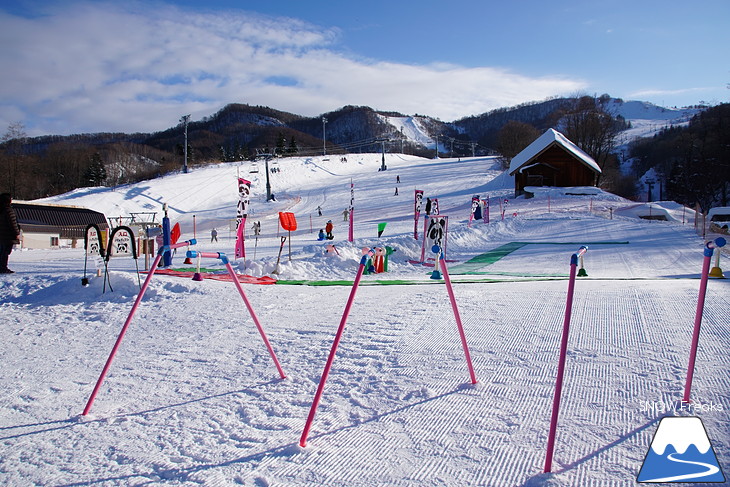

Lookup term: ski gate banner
[84,224,105,257]
[414,190,424,240]
[421,215,448,262]
[106,226,137,260]
[469,196,480,226]
[431,198,440,216]
[349,180,354,242]
[483,196,489,223]
[235,178,251,259]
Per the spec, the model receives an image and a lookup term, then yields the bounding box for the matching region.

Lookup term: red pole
[300,251,372,447]
[83,253,163,415]
[544,246,586,472]
[82,240,196,415]
[683,238,726,403]
[224,261,287,379]
[439,251,477,384]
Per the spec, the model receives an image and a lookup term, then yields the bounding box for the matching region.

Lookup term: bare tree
[495,121,540,169]
[0,122,28,196]
[560,96,619,172]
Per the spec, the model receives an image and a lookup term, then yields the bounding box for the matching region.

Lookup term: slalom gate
[683,237,726,403]
[543,239,727,474]
[81,239,286,416]
[299,245,477,447]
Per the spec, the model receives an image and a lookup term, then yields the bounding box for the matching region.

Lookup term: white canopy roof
[508,128,601,176]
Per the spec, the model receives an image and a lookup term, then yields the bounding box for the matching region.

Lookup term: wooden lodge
[508,128,601,197]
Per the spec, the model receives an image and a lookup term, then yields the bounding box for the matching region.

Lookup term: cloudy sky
[2,0,728,137]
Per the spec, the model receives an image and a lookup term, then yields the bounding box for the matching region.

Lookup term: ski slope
[1,154,728,486]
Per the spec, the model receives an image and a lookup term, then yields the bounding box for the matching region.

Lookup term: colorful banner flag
[431,198,439,216]
[235,178,251,259]
[414,189,424,240]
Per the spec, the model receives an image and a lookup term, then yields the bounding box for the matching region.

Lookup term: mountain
[0,97,705,201]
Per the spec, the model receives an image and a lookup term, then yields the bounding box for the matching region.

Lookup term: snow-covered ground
[2,154,728,486]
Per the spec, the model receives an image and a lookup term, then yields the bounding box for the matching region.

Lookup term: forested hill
[1,96,713,204]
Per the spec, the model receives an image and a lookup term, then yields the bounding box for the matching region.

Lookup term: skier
[252,221,261,236]
[210,228,218,242]
[317,206,322,217]
[396,175,400,184]
[325,220,334,240]
[394,187,399,196]
[342,208,349,221]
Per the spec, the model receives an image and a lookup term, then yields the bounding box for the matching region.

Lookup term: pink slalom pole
[438,249,477,384]
[683,237,726,403]
[224,261,286,379]
[82,240,196,415]
[300,250,372,447]
[544,246,586,473]
[83,252,162,415]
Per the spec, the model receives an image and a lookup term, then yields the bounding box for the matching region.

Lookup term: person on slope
[0,193,21,274]
[325,220,334,240]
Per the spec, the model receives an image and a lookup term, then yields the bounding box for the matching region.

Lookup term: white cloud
[0,2,586,136]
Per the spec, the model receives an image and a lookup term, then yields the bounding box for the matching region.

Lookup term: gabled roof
[508,128,601,176]
[13,202,107,229]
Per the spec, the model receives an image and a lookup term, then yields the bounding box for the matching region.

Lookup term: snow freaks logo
[637,416,725,483]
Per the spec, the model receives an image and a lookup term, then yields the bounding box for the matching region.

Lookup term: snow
[2,153,729,486]
[380,115,436,149]
[611,100,700,146]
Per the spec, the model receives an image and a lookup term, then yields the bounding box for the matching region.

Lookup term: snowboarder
[394,187,399,196]
[318,229,326,241]
[325,220,334,240]
[210,228,218,242]
[342,208,349,221]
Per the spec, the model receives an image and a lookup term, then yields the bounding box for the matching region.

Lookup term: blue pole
[162,207,171,267]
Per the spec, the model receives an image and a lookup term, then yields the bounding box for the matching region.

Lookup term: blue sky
[1,0,728,137]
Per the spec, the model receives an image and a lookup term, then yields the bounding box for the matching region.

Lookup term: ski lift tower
[256,149,275,201]
[180,114,191,174]
[322,117,328,156]
[376,138,388,171]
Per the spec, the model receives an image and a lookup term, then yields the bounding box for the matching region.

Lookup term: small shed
[508,128,601,197]
[12,202,109,249]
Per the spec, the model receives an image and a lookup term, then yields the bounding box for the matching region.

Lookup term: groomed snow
[2,154,728,486]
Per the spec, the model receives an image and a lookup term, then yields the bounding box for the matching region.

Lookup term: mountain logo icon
[638,416,725,483]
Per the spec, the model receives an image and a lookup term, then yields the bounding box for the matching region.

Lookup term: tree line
[628,103,729,211]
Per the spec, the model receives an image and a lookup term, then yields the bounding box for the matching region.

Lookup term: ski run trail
[1,154,728,486]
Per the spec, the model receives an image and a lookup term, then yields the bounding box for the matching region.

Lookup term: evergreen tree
[276,132,286,155]
[288,136,299,155]
[84,152,107,186]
